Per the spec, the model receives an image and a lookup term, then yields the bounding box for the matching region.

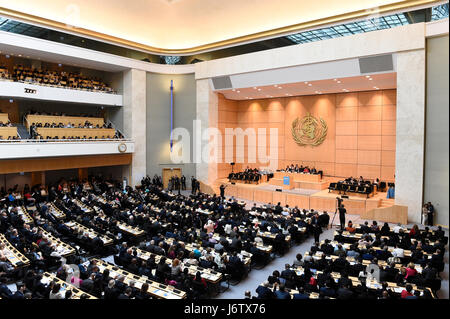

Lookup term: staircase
[16,124,30,139]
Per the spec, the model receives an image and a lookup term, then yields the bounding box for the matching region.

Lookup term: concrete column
[395,49,426,223]
[195,79,218,186]
[123,69,147,187]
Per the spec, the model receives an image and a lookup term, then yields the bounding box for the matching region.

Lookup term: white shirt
[392,247,404,258]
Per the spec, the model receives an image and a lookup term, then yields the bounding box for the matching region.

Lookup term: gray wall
[146,73,196,184]
[424,35,449,227]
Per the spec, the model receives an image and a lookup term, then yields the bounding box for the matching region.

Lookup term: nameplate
[24,88,37,94]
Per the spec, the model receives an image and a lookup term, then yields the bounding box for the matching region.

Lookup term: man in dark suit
[339,204,347,230]
[255,281,274,299]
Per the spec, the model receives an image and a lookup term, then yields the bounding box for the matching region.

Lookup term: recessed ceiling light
[257,88,261,91]
[308,83,312,86]
[337,81,341,84]
[368,78,373,81]
[18,54,22,57]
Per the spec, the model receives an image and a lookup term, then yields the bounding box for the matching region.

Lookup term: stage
[217,178,390,216]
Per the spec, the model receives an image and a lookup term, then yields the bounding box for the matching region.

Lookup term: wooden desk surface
[0,234,30,267]
[47,202,66,220]
[165,237,252,267]
[133,247,223,284]
[41,272,97,299]
[73,199,94,213]
[92,259,186,299]
[64,221,113,245]
[26,114,104,128]
[38,227,75,257]
[17,206,34,224]
[116,221,145,237]
[291,265,436,298]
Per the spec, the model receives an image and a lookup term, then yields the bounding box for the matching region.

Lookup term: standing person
[181,175,186,190]
[339,204,347,231]
[422,203,429,225]
[191,177,196,194]
[313,223,322,243]
[219,184,227,200]
[427,202,434,226]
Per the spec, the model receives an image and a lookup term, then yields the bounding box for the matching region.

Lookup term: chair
[328,183,337,192]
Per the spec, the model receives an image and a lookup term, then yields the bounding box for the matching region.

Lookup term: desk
[64,221,113,245]
[0,234,30,268]
[133,247,223,284]
[73,199,94,214]
[48,202,66,220]
[41,272,97,299]
[26,114,105,129]
[39,227,75,257]
[92,259,187,299]
[166,237,252,267]
[116,221,145,237]
[17,206,34,224]
[274,171,322,183]
[292,265,436,298]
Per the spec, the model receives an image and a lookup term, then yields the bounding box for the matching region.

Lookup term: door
[162,168,182,189]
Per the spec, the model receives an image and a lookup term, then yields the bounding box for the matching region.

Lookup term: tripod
[329,197,342,229]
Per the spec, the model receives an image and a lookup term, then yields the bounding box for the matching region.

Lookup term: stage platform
[217,178,390,216]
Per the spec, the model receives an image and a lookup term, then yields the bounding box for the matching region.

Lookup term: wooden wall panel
[357,136,382,150]
[358,91,383,106]
[357,120,381,135]
[358,105,382,121]
[0,154,132,174]
[335,150,358,164]
[358,150,381,165]
[381,166,396,181]
[381,120,396,136]
[217,90,396,181]
[335,163,358,177]
[336,121,358,135]
[382,105,397,121]
[336,136,357,150]
[381,135,396,151]
[382,89,397,105]
[357,164,380,179]
[336,107,358,121]
[381,151,396,166]
[336,93,358,107]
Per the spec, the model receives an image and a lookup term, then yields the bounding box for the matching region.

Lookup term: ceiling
[220,73,397,100]
[0,0,442,54]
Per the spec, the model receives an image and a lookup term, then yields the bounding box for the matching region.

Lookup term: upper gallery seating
[25,112,122,140]
[0,63,115,93]
[0,113,19,140]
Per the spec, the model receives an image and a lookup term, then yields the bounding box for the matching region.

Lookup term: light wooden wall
[217,90,396,181]
[0,154,132,174]
[0,100,19,123]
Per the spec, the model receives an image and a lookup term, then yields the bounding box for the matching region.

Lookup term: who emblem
[291,113,328,147]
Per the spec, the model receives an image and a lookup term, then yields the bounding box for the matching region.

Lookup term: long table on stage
[273,172,322,183]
